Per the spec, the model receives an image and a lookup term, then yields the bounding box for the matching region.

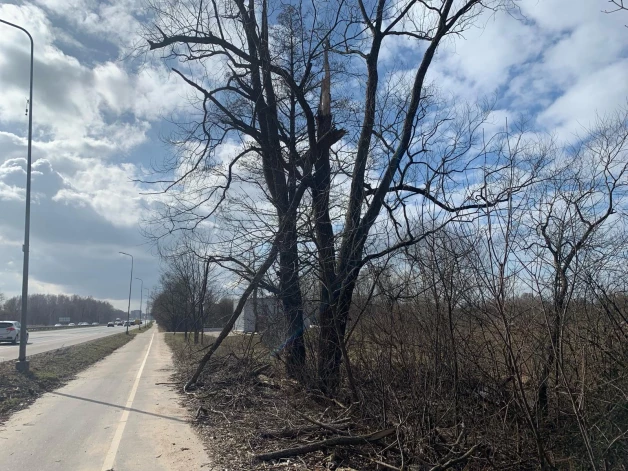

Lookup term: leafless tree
[141,0,544,393]
[524,112,628,425]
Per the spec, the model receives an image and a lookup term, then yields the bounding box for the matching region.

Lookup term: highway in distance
[0,325,140,362]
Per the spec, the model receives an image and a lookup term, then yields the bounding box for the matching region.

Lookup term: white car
[92,322,99,326]
[68,322,76,326]
[54,323,62,327]
[0,321,30,344]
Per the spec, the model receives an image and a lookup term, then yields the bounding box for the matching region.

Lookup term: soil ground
[164,332,387,471]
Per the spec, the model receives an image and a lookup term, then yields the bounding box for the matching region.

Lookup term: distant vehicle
[92,322,99,326]
[78,322,89,326]
[54,323,62,327]
[116,321,123,326]
[0,321,30,344]
[123,321,130,327]
[107,322,115,327]
[68,323,76,326]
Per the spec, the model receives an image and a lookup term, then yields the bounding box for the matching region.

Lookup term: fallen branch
[184,241,280,391]
[372,459,401,471]
[184,179,310,391]
[429,442,483,471]
[260,421,350,439]
[296,411,350,436]
[254,428,395,461]
[249,364,271,377]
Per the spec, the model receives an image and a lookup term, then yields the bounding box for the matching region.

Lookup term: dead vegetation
[142,1,628,469]
[166,292,627,471]
[165,332,398,470]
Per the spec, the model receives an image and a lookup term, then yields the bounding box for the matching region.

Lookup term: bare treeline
[0,294,126,325]
[140,0,628,468]
[150,246,233,338]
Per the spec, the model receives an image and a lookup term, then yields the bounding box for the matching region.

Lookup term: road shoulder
[112,331,213,470]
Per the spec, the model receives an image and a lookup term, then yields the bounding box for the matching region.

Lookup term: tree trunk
[280,217,306,378]
[318,275,356,394]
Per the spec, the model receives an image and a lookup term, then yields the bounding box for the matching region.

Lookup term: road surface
[0,326,211,470]
[0,325,140,362]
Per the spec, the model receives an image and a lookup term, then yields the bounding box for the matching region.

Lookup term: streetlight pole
[144,287,150,325]
[135,277,143,330]
[1,19,35,373]
[119,252,133,335]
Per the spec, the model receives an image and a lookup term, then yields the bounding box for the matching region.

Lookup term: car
[68,323,76,326]
[116,321,123,326]
[0,321,30,344]
[92,322,99,326]
[78,322,89,326]
[107,322,115,327]
[123,321,130,327]
[54,323,62,327]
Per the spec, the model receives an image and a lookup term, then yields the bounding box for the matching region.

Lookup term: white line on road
[101,332,155,471]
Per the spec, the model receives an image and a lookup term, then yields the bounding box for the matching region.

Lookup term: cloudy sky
[0,0,627,309]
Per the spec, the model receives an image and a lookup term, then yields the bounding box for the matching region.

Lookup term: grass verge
[0,322,153,422]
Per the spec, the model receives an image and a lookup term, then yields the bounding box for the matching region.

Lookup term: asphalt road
[0,325,140,362]
[0,327,210,470]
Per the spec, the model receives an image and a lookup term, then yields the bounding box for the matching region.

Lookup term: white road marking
[101,332,155,471]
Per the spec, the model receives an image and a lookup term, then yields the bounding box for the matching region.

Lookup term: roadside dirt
[124,330,213,471]
[165,333,379,471]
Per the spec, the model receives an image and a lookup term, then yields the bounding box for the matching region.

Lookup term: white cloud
[33,0,144,47]
[0,0,627,309]
[538,60,628,140]
[0,2,173,304]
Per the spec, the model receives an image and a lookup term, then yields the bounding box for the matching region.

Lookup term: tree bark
[280,218,306,377]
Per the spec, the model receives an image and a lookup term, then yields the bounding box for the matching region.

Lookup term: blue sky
[0,0,627,309]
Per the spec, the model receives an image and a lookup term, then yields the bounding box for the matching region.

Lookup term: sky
[0,0,627,310]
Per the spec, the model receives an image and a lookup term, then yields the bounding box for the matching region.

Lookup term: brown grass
[164,332,384,470]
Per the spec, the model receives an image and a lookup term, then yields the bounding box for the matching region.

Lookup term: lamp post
[119,252,133,335]
[1,19,35,373]
[144,287,150,326]
[135,277,143,330]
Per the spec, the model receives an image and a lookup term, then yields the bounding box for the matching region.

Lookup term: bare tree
[141,0,552,393]
[525,112,628,421]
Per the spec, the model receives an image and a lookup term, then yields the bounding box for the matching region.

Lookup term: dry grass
[165,332,386,470]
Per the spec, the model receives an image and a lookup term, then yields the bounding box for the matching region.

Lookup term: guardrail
[28,323,145,332]
[28,324,104,332]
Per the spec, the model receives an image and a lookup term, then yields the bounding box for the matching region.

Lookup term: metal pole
[144,288,150,325]
[119,252,133,335]
[135,277,143,330]
[1,19,34,373]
